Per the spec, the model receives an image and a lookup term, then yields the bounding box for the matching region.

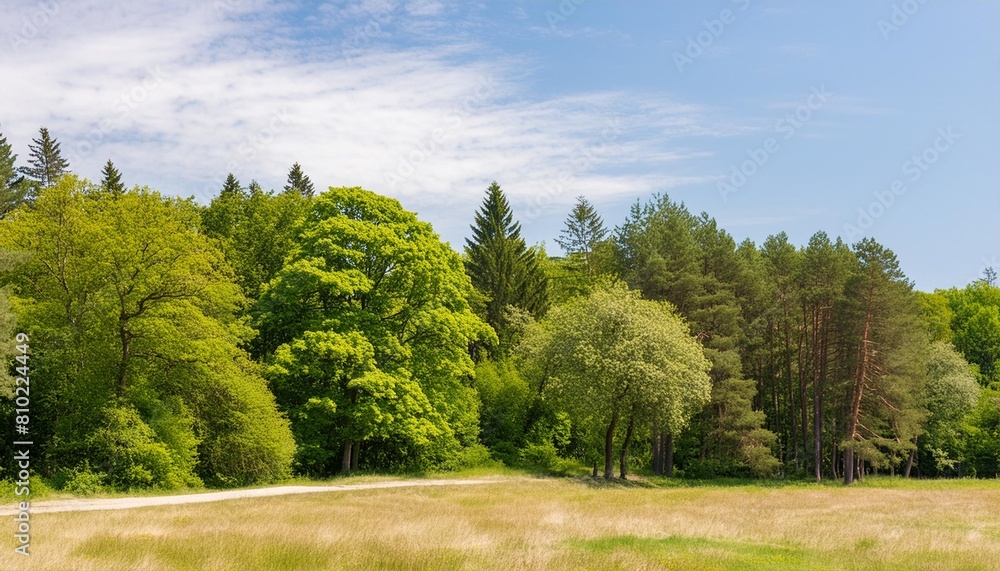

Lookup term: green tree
[201,180,309,303]
[19,127,69,191]
[555,196,609,280]
[947,282,1000,385]
[100,160,125,196]
[255,187,495,473]
[917,291,954,344]
[915,342,979,476]
[284,162,315,198]
[464,181,548,354]
[842,238,927,484]
[616,195,778,477]
[521,285,711,479]
[0,176,295,488]
[0,129,29,218]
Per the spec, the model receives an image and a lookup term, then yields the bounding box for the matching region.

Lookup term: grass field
[5,475,1000,570]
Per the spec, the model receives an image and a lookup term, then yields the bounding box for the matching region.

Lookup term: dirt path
[0,478,514,515]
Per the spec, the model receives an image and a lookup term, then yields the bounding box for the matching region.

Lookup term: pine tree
[284,162,315,198]
[220,173,244,198]
[0,129,29,218]
[555,196,608,279]
[464,181,548,353]
[100,160,125,196]
[19,127,69,191]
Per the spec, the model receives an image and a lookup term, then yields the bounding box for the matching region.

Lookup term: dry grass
[5,477,1000,570]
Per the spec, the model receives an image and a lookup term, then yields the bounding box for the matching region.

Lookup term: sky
[0,0,997,291]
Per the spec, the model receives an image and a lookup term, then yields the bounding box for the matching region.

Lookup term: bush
[442,444,502,472]
[518,443,580,476]
[61,466,107,496]
[84,406,198,490]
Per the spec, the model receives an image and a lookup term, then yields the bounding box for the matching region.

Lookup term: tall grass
[5,477,1000,570]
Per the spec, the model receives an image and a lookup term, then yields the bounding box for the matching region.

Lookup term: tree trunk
[845,299,874,485]
[619,413,635,479]
[592,462,598,478]
[350,441,360,471]
[904,437,917,478]
[604,408,619,479]
[341,440,353,474]
[117,324,132,398]
[665,433,674,477]
[813,306,830,483]
[652,422,663,475]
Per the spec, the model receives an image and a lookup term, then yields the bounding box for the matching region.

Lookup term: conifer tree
[464,181,548,353]
[220,172,244,198]
[556,196,608,278]
[100,159,125,196]
[284,162,315,198]
[19,127,69,191]
[0,129,29,217]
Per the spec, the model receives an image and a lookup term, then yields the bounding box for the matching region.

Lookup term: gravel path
[0,478,512,515]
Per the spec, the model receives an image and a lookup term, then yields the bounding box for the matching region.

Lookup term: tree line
[0,125,996,491]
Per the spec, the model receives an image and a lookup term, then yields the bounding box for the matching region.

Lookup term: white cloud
[0,0,734,244]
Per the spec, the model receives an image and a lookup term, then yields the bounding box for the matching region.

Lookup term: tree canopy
[256,186,495,473]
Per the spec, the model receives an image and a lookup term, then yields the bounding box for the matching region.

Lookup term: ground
[3,475,1000,570]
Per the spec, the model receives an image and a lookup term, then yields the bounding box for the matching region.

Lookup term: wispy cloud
[0,0,736,231]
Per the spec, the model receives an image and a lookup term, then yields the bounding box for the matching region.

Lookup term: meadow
[4,475,1000,570]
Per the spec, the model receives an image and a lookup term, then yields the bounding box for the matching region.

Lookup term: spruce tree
[284,162,315,198]
[100,160,125,196]
[555,196,608,278]
[220,173,244,198]
[464,181,548,353]
[0,129,29,218]
[19,127,69,190]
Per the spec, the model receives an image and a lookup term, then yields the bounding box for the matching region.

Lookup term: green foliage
[946,282,1000,385]
[521,284,712,477]
[284,162,315,198]
[464,181,549,354]
[258,187,493,474]
[555,196,611,282]
[57,465,108,495]
[201,178,310,303]
[616,194,779,476]
[83,406,195,489]
[517,442,581,475]
[473,359,532,452]
[99,159,125,196]
[19,126,68,191]
[917,291,953,344]
[960,388,1000,477]
[0,176,295,489]
[0,129,30,218]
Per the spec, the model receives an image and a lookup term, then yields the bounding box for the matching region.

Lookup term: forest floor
[3,474,1000,570]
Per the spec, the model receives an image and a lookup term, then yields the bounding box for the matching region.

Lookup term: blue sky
[1,1,997,290]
